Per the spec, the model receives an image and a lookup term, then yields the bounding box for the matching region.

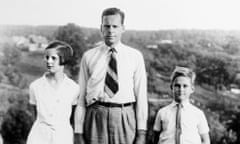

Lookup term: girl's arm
[29,104,37,120]
[200,133,210,144]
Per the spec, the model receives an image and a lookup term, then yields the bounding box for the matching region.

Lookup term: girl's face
[172,76,194,103]
[44,48,64,74]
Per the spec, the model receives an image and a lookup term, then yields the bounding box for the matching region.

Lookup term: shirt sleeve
[133,52,148,130]
[197,111,210,134]
[153,110,162,131]
[74,54,88,133]
[72,82,80,105]
[29,84,36,105]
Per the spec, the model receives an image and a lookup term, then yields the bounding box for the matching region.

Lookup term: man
[74,7,148,144]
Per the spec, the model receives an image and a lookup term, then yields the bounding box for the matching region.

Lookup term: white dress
[26,74,79,144]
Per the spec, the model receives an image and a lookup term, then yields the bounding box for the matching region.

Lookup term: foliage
[54,23,88,80]
[195,53,233,89]
[1,43,21,66]
[0,25,57,40]
[4,67,27,88]
[3,25,240,144]
[147,40,239,91]
[225,112,240,144]
[1,43,27,88]
[85,29,102,44]
[1,93,34,144]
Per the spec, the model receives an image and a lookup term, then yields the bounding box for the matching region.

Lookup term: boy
[153,66,210,144]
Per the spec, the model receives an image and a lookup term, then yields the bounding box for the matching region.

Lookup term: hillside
[1,24,240,143]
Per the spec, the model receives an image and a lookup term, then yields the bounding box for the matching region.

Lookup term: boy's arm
[153,130,161,144]
[152,114,163,144]
[200,133,210,144]
[197,110,210,144]
[152,109,163,144]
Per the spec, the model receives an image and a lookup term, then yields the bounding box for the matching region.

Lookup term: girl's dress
[26,74,79,144]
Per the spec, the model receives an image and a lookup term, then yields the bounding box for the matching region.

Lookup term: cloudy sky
[1,0,240,30]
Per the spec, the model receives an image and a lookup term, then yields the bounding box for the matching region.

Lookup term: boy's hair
[170,66,196,89]
[101,7,125,24]
[45,40,73,65]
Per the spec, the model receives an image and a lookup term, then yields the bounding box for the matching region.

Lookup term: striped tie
[175,103,182,144]
[104,48,119,98]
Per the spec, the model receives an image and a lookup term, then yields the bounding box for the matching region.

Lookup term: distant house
[146,39,173,49]
[146,44,158,49]
[230,73,240,94]
[0,51,3,57]
[12,35,48,51]
[28,43,39,51]
[156,40,173,44]
[28,35,48,51]
[12,36,29,45]
[230,84,240,94]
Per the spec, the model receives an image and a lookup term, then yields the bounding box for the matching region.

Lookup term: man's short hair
[101,7,125,24]
[45,40,73,65]
[170,66,196,89]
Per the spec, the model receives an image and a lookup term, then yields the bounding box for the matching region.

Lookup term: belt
[96,101,135,107]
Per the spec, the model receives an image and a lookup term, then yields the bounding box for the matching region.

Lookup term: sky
[1,0,240,30]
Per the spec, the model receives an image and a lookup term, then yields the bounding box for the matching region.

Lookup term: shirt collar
[43,72,67,83]
[171,100,191,108]
[104,41,123,53]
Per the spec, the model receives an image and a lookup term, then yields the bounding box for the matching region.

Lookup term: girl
[26,40,79,144]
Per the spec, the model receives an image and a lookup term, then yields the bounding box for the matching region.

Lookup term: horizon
[1,0,240,31]
[2,24,240,32]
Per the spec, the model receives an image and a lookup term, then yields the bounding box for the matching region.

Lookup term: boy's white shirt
[153,100,209,144]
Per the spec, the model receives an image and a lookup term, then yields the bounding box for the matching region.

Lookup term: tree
[4,67,27,88]
[196,53,232,89]
[54,23,87,80]
[1,93,34,144]
[1,43,27,88]
[2,43,21,67]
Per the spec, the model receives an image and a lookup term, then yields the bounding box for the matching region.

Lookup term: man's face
[101,14,125,47]
[172,76,194,103]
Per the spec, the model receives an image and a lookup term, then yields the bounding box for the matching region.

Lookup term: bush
[1,94,34,144]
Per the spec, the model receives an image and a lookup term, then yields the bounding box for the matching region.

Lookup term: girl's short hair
[170,66,196,89]
[45,40,73,65]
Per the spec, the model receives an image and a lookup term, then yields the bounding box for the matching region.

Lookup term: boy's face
[172,76,194,103]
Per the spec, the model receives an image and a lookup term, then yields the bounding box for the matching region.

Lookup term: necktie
[175,103,182,144]
[104,48,119,98]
